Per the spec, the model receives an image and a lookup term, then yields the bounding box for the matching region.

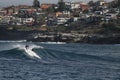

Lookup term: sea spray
[0,42,43,59]
[17,43,43,59]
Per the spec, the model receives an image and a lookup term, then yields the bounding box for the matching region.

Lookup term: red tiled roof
[41,4,52,10]
[80,4,89,11]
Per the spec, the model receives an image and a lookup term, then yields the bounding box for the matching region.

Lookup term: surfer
[25,45,29,49]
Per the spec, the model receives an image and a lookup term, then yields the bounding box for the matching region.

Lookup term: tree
[109,0,120,9]
[58,0,65,12]
[116,0,120,13]
[88,0,94,7]
[46,5,55,13]
[33,0,40,8]
[18,10,29,18]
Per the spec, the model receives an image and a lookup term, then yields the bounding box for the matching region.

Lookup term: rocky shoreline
[27,33,120,44]
[0,28,120,44]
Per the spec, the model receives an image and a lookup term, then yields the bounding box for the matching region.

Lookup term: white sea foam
[16,43,43,59]
[0,42,43,59]
[40,42,66,44]
[23,44,43,59]
[24,47,41,59]
[0,40,26,43]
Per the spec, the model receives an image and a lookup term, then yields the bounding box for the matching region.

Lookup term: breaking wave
[0,42,120,63]
[0,43,43,61]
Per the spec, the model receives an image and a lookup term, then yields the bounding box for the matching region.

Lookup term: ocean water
[0,42,120,80]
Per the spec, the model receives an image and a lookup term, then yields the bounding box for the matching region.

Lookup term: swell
[37,48,120,63]
[0,48,31,60]
[0,48,120,63]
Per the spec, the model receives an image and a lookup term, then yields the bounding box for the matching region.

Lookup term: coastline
[0,28,120,44]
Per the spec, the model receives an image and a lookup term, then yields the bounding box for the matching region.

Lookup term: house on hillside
[0,15,14,24]
[65,2,71,11]
[3,6,15,15]
[57,13,70,25]
[0,10,6,16]
[46,15,57,26]
[71,2,81,10]
[95,0,106,6]
[104,13,118,22]
[41,4,53,11]
[80,3,89,11]
[117,14,120,20]
[46,11,71,26]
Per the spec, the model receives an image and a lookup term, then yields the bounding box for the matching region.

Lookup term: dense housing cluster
[0,0,119,28]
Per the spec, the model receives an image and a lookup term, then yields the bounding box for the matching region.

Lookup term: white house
[71,2,81,10]
[57,17,70,25]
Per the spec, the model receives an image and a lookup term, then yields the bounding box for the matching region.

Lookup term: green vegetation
[3,26,41,31]
[58,0,65,12]
[83,22,120,34]
[13,26,34,31]
[0,20,120,35]
[33,0,40,8]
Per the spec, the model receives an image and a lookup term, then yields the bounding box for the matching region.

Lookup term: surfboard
[24,48,41,59]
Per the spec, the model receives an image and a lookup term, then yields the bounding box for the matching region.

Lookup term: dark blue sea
[0,41,120,80]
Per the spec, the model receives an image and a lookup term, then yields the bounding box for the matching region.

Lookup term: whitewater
[0,42,43,59]
[0,41,120,79]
